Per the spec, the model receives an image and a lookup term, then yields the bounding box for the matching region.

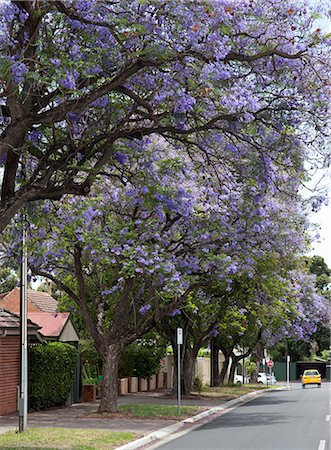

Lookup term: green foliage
[197,348,210,358]
[79,339,101,385]
[306,255,331,292]
[0,267,18,293]
[82,364,99,386]
[193,376,203,394]
[321,349,331,361]
[36,281,64,302]
[245,361,257,376]
[118,341,166,379]
[79,338,101,367]
[29,342,78,410]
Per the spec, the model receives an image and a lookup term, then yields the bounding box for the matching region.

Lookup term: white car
[234,374,250,384]
[257,372,277,385]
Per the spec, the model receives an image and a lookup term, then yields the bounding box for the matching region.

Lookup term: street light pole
[19,208,28,432]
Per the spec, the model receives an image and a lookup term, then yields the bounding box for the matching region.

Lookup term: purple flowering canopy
[0,0,330,234]
[7,132,318,408]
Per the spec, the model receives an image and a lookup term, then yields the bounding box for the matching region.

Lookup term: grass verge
[195,383,270,399]
[0,427,135,450]
[90,403,201,419]
[119,403,200,418]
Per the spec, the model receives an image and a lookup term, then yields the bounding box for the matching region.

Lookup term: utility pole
[19,209,28,432]
[286,355,290,387]
[242,344,245,385]
[177,328,183,416]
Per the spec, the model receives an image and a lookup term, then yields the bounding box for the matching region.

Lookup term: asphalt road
[154,384,330,450]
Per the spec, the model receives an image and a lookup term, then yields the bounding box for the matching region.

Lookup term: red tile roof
[0,288,59,313]
[27,289,59,312]
[27,312,69,338]
[0,307,39,330]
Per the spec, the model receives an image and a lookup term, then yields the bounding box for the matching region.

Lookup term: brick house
[0,308,39,416]
[0,289,79,344]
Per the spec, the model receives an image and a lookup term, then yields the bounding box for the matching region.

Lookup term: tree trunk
[218,352,230,386]
[172,343,200,396]
[98,343,121,412]
[228,353,241,383]
[182,349,197,395]
[210,339,220,387]
[251,341,264,383]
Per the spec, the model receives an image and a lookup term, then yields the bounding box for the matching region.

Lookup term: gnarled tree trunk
[98,343,121,412]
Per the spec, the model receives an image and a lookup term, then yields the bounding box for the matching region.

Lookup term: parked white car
[234,374,250,384]
[257,372,277,385]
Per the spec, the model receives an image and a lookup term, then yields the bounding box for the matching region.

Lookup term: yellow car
[301,369,321,389]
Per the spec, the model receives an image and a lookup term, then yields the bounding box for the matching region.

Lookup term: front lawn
[0,428,135,450]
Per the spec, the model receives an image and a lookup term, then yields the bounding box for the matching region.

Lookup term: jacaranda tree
[0,0,329,232]
[21,138,289,410]
[8,126,319,409]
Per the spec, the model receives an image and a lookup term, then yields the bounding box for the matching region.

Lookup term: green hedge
[118,342,165,379]
[29,342,78,410]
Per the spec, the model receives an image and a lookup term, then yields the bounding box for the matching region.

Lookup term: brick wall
[0,335,20,415]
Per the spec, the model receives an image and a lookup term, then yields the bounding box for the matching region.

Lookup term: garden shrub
[29,342,78,410]
[193,376,203,394]
[119,341,166,379]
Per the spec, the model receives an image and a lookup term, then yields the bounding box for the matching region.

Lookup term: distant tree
[306,256,330,356]
[37,280,64,301]
[306,255,331,295]
[0,267,18,293]
[274,256,331,361]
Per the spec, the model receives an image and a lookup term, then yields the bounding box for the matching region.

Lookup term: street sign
[177,328,183,345]
[267,360,274,368]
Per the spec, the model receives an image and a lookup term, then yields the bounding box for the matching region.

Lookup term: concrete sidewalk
[0,390,228,435]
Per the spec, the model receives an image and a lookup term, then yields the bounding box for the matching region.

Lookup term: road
[154,384,330,450]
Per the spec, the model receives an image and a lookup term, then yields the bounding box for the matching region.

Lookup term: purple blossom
[0,152,7,165]
[11,62,28,83]
[101,286,119,296]
[67,112,79,121]
[115,152,128,165]
[91,96,109,107]
[169,309,181,317]
[86,65,102,75]
[27,130,42,143]
[174,92,196,114]
[209,328,219,337]
[50,58,61,67]
[139,304,152,315]
[59,70,79,90]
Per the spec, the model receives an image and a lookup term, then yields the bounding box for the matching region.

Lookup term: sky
[309,201,331,267]
[306,7,331,267]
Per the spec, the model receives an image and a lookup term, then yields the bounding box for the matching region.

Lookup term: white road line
[318,440,326,450]
[325,415,331,422]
